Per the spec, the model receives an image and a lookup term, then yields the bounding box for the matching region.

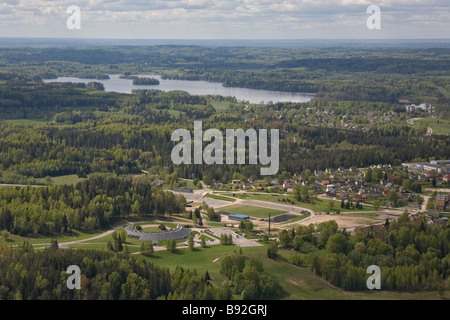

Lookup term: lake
[43,74,314,104]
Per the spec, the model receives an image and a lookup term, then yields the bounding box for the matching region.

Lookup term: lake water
[44,74,314,104]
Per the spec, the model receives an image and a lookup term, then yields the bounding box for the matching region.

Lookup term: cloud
[0,0,448,39]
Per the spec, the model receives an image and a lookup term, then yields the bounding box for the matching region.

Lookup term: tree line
[284,215,450,292]
[0,175,186,236]
[0,244,227,300]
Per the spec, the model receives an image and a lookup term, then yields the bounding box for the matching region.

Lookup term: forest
[1,45,449,111]
[0,44,449,300]
[0,241,282,300]
[0,88,449,185]
[0,244,220,300]
[0,175,186,236]
[286,215,450,292]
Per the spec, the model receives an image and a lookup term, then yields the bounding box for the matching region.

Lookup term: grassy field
[136,221,180,228]
[143,244,449,300]
[219,204,287,218]
[179,179,200,190]
[224,192,367,213]
[344,212,378,218]
[280,213,311,224]
[0,228,112,248]
[141,226,165,232]
[415,118,450,135]
[207,194,236,202]
[199,234,214,241]
[0,118,46,125]
[35,174,86,186]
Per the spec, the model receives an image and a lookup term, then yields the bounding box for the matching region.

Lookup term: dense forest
[1,45,449,111]
[0,92,449,184]
[0,242,282,300]
[0,175,186,236]
[286,215,450,292]
[0,44,449,300]
[0,244,220,300]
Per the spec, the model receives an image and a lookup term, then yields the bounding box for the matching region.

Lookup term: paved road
[57,222,129,248]
[174,190,232,208]
[421,195,430,212]
[205,227,262,247]
[0,183,45,188]
[425,188,450,193]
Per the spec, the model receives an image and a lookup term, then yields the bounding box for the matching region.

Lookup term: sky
[0,0,449,39]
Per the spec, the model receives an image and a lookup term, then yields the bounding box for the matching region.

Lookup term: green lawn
[199,234,214,242]
[205,222,224,227]
[179,179,200,190]
[225,192,367,213]
[142,244,449,300]
[415,118,450,135]
[219,204,286,218]
[35,174,86,186]
[141,227,165,232]
[0,228,112,248]
[280,212,311,224]
[344,212,379,218]
[136,222,180,229]
[144,244,246,276]
[206,194,236,202]
[0,118,46,126]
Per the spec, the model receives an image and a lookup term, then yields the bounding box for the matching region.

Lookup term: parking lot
[205,227,263,247]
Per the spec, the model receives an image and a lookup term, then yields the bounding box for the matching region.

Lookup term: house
[213,182,225,189]
[427,209,440,219]
[321,180,330,186]
[408,202,420,210]
[408,214,421,222]
[423,163,443,174]
[283,180,295,190]
[326,187,337,197]
[443,174,450,182]
[243,181,253,190]
[384,200,395,207]
[339,192,349,200]
[228,214,250,221]
[150,179,164,187]
[256,186,264,191]
[436,194,446,208]
[382,190,390,196]
[173,188,193,193]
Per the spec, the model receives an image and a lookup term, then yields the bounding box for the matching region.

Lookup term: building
[283,180,295,189]
[173,188,193,193]
[423,163,444,174]
[428,209,440,219]
[430,160,450,166]
[150,179,164,187]
[243,181,253,190]
[436,193,446,208]
[228,214,250,221]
